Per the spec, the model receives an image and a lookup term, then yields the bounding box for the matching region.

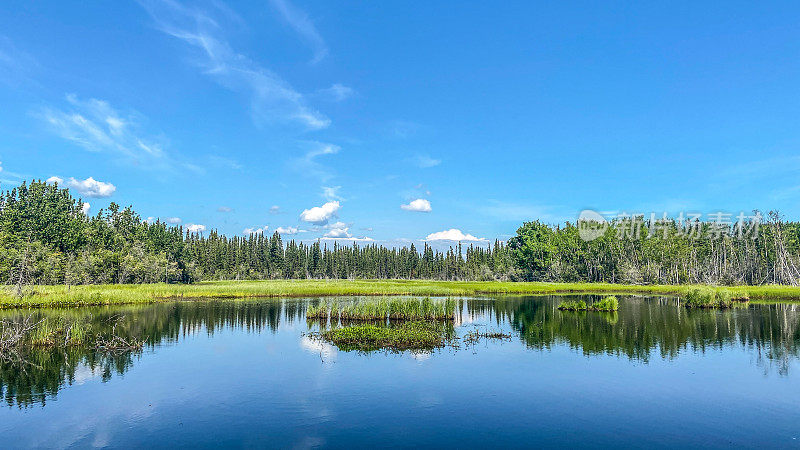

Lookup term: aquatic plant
[462,329,512,345]
[306,298,457,322]
[558,296,619,312]
[2,280,798,310]
[558,300,587,311]
[590,296,619,311]
[318,321,452,352]
[684,288,747,309]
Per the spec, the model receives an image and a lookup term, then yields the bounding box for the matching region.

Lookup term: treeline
[1,180,514,285]
[508,216,800,285]
[5,180,800,287]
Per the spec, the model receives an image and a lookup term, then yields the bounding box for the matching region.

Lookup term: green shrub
[591,296,619,311]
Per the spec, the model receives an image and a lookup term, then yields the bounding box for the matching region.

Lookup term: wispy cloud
[139,0,330,129]
[290,141,340,181]
[317,83,354,102]
[38,94,174,170]
[412,154,441,168]
[207,155,243,170]
[322,185,342,201]
[388,120,419,138]
[0,36,38,87]
[268,0,328,64]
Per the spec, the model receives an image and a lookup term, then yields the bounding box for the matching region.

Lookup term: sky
[1,1,799,246]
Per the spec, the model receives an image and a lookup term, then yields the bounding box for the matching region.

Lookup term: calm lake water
[2,295,800,448]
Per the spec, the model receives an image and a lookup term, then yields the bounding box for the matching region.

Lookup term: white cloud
[269,205,281,214]
[47,176,116,198]
[401,198,432,212]
[217,206,232,213]
[300,200,339,225]
[323,221,350,238]
[81,202,91,215]
[140,0,329,130]
[244,226,269,235]
[145,216,182,225]
[320,221,373,241]
[186,224,206,233]
[318,83,354,102]
[268,0,328,64]
[321,235,374,242]
[413,154,441,168]
[40,95,172,169]
[425,228,485,241]
[275,226,304,235]
[0,161,3,172]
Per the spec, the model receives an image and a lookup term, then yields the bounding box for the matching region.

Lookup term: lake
[2,295,800,448]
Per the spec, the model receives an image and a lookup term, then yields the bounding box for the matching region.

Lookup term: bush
[591,296,619,311]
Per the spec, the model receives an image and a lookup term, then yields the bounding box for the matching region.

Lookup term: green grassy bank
[3,279,800,309]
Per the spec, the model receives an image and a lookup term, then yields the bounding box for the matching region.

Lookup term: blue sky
[1,1,799,245]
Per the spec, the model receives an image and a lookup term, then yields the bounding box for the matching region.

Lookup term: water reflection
[1,295,799,408]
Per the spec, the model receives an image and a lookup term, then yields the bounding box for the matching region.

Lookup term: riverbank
[3,280,800,309]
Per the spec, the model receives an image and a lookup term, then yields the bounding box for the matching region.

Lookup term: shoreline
[4,280,800,309]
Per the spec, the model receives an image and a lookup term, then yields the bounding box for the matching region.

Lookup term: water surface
[2,295,800,448]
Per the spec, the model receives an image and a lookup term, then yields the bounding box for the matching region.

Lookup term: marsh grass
[684,288,749,309]
[307,298,457,321]
[2,279,799,309]
[0,314,144,354]
[558,296,619,312]
[317,321,453,352]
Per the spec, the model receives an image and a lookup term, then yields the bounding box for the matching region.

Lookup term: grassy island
[315,321,451,352]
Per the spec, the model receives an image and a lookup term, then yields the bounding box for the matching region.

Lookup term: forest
[2,180,800,287]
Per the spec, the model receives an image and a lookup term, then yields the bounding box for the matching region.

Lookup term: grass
[683,287,749,309]
[307,298,457,321]
[316,321,451,352]
[558,300,587,311]
[558,296,619,312]
[0,314,144,353]
[2,279,800,309]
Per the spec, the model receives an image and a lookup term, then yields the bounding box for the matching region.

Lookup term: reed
[558,296,619,312]
[318,321,451,352]
[683,288,747,309]
[3,279,798,310]
[558,300,587,311]
[306,298,457,321]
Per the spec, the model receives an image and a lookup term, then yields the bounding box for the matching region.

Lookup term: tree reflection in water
[1,296,798,408]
